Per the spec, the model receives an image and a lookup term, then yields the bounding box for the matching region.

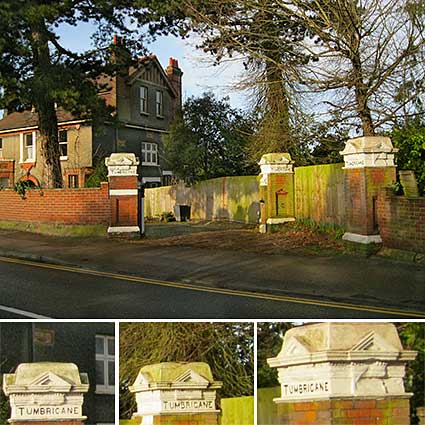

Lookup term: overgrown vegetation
[392,120,425,195]
[84,159,108,188]
[13,180,42,199]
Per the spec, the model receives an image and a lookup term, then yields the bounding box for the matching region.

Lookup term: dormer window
[140,86,148,114]
[156,90,163,117]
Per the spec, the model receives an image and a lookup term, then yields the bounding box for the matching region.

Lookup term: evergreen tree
[0,0,146,187]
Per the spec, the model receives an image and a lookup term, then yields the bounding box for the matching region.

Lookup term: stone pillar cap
[258,153,293,166]
[105,152,140,167]
[130,362,222,393]
[268,323,417,368]
[3,362,89,395]
[339,136,398,156]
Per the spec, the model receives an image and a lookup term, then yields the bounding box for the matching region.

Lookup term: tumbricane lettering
[17,406,80,416]
[283,381,329,396]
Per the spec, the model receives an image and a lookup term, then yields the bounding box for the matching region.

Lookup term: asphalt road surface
[0,257,423,319]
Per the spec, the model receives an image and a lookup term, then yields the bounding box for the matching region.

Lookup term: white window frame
[141,142,158,166]
[155,90,163,117]
[59,129,68,161]
[20,131,36,163]
[0,138,3,159]
[140,86,148,114]
[95,335,115,395]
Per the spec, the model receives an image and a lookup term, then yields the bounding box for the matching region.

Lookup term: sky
[56,21,249,111]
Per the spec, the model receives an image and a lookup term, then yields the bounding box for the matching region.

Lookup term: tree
[257,322,294,388]
[164,92,257,183]
[287,0,425,135]
[0,1,146,187]
[397,322,424,424]
[119,322,254,418]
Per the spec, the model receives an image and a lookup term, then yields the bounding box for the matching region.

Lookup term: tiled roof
[0,108,79,132]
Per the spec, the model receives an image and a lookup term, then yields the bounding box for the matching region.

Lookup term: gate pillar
[259,153,295,233]
[340,136,398,249]
[267,323,417,425]
[3,362,89,425]
[105,153,140,238]
[129,362,222,425]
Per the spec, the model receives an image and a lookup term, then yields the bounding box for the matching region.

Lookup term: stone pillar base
[276,397,410,425]
[107,226,141,239]
[342,232,382,244]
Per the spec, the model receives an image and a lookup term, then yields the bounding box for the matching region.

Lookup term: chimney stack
[166,57,183,114]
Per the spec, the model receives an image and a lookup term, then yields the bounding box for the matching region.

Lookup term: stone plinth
[3,362,89,424]
[105,153,140,238]
[258,153,295,232]
[267,323,417,425]
[340,136,398,245]
[129,362,222,425]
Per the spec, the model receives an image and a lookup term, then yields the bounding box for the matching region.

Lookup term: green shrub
[392,122,425,195]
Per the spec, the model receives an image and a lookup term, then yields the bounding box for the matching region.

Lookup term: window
[0,177,9,188]
[59,130,68,159]
[0,138,2,158]
[23,132,35,162]
[95,335,115,394]
[68,174,79,188]
[155,90,163,117]
[141,142,158,166]
[140,86,148,114]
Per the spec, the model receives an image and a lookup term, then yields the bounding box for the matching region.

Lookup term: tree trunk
[30,18,63,188]
[351,56,375,136]
[265,59,291,150]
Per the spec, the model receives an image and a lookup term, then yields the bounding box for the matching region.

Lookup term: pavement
[0,227,424,316]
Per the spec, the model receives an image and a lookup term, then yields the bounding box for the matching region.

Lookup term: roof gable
[128,56,177,98]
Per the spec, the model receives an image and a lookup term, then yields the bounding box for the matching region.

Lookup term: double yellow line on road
[1,256,424,318]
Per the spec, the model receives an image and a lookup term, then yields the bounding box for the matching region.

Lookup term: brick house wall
[377,187,425,253]
[0,182,110,225]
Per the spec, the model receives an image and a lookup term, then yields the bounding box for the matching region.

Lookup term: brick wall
[0,182,110,225]
[377,188,425,253]
[276,398,410,425]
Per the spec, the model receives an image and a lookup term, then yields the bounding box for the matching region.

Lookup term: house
[0,54,182,189]
[0,322,115,425]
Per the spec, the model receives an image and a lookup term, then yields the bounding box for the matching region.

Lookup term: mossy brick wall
[0,182,110,225]
[221,395,253,425]
[257,386,280,425]
[274,398,410,425]
[295,163,345,226]
[345,167,396,235]
[144,176,261,223]
[377,187,425,253]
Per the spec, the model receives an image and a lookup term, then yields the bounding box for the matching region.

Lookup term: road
[0,257,423,319]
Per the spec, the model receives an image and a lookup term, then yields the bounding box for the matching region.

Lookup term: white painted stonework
[340,136,398,169]
[267,323,416,403]
[130,362,222,424]
[106,153,140,177]
[259,153,294,186]
[3,362,89,421]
